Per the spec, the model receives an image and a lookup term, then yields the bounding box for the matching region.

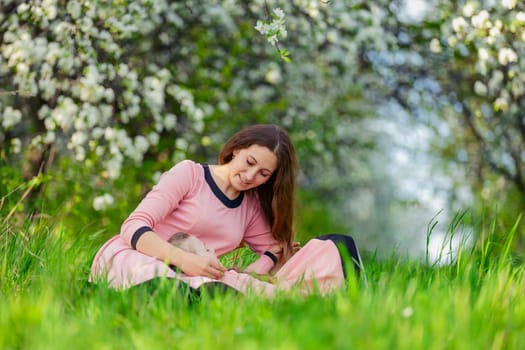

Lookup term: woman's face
[229,144,278,192]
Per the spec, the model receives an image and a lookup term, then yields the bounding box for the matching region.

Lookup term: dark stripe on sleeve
[264,251,277,265]
[131,226,152,249]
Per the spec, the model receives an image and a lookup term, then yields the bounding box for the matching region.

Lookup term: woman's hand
[272,241,301,260]
[269,241,301,273]
[267,243,284,260]
[292,241,301,254]
[176,250,226,279]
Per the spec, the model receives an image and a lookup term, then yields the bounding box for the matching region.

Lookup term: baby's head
[168,232,213,256]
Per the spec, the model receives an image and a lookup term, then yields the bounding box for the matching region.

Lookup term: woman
[90,124,365,295]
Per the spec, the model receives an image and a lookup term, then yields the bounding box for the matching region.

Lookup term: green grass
[2,211,524,350]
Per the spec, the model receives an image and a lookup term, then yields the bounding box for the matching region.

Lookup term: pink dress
[90,160,345,296]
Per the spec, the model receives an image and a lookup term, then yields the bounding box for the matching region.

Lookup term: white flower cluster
[452,17,468,33]
[441,3,524,106]
[0,0,189,184]
[254,8,287,46]
[432,0,525,197]
[1,106,22,130]
[0,0,395,211]
[498,48,518,66]
[501,0,517,10]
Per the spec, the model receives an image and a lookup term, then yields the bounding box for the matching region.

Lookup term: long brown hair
[218,124,298,255]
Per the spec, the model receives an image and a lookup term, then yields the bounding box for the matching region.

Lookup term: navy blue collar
[202,164,244,208]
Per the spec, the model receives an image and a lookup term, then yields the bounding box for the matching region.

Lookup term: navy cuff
[131,226,152,249]
[264,251,278,265]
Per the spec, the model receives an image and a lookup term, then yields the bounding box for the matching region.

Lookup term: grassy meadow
[1,171,524,349]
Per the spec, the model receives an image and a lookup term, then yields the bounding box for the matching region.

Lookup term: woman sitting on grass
[90,124,366,296]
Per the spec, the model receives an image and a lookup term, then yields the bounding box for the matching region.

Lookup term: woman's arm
[136,231,226,278]
[243,244,282,274]
[120,160,196,246]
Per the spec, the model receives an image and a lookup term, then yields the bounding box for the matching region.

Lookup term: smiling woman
[208,144,278,199]
[90,124,365,296]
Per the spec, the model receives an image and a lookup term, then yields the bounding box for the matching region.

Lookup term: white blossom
[74,146,86,161]
[303,1,320,18]
[176,138,188,151]
[488,27,501,45]
[265,65,282,84]
[429,38,442,53]
[91,127,104,139]
[52,97,78,130]
[93,193,115,211]
[42,0,58,20]
[2,106,22,130]
[164,114,177,130]
[134,135,149,154]
[104,154,123,179]
[452,17,468,33]
[498,48,518,65]
[37,104,51,121]
[99,104,113,122]
[31,135,43,147]
[474,81,487,96]
[254,7,287,46]
[16,62,29,74]
[70,131,87,147]
[38,77,57,100]
[487,70,504,93]
[273,8,285,20]
[95,146,105,156]
[471,10,490,29]
[118,63,129,77]
[43,131,56,144]
[104,127,116,141]
[66,1,82,19]
[104,88,115,103]
[494,96,509,112]
[53,21,74,41]
[478,47,490,62]
[11,138,22,154]
[462,3,476,17]
[147,132,160,146]
[501,0,517,10]
[17,3,30,13]
[44,117,56,131]
[447,36,458,47]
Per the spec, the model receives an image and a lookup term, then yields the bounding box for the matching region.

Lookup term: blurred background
[1,0,523,261]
